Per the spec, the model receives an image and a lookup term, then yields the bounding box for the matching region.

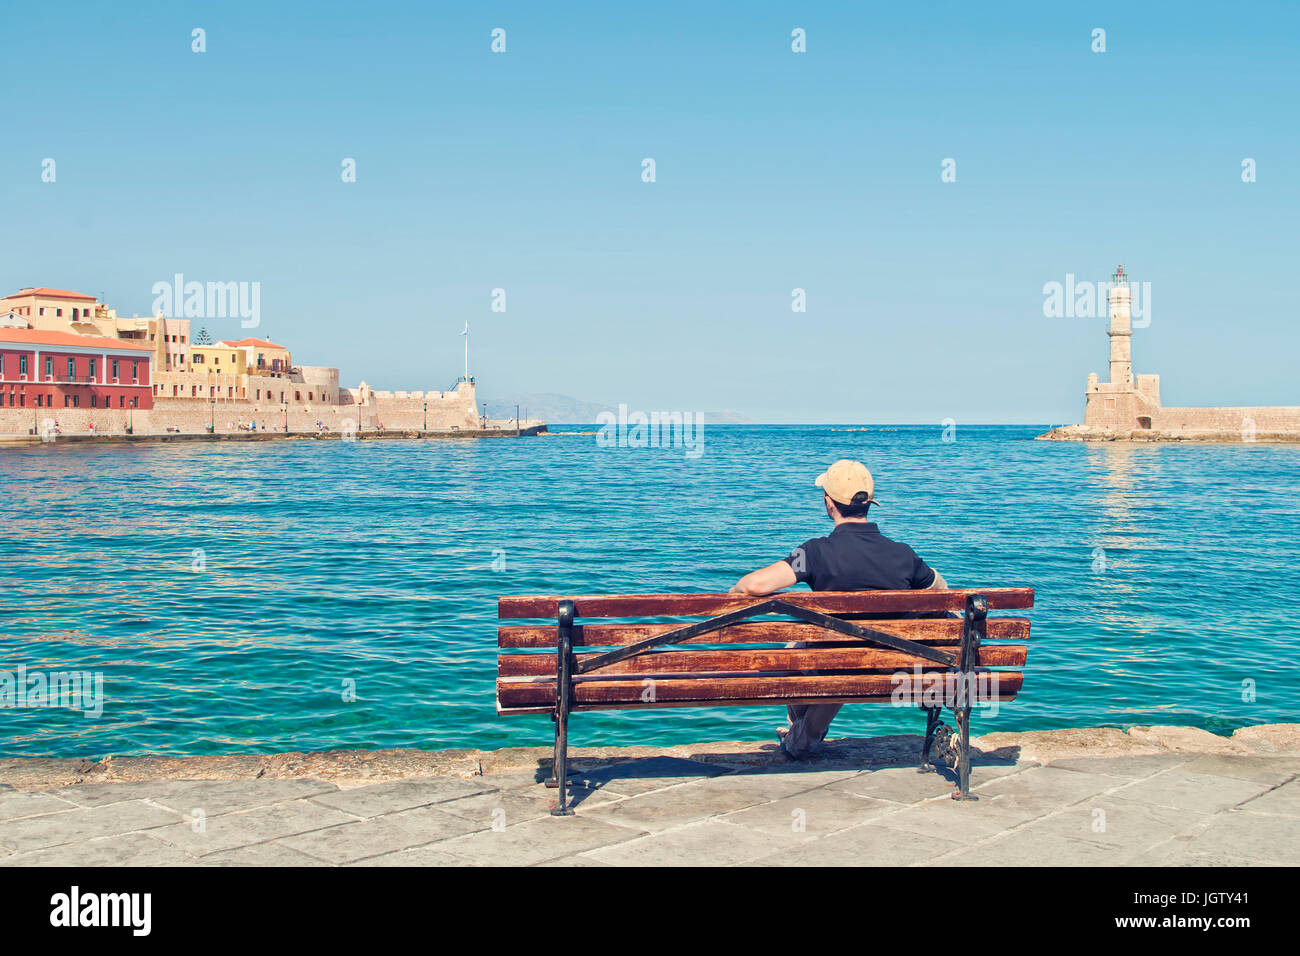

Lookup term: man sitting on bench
[730,459,948,759]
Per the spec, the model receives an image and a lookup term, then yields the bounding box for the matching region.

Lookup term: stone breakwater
[0,380,544,443]
[0,399,545,444]
[1037,424,1300,443]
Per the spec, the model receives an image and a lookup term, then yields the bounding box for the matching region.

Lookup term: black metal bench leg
[545,712,561,787]
[550,706,574,815]
[917,706,940,773]
[544,710,581,788]
[550,600,576,816]
[950,594,986,802]
[952,698,975,800]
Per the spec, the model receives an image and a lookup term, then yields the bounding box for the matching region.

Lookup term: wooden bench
[497,587,1034,814]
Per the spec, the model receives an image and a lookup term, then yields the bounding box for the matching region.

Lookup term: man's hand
[730,560,798,596]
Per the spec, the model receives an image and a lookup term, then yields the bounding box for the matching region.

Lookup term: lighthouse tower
[1107,265,1132,385]
[1082,263,1161,430]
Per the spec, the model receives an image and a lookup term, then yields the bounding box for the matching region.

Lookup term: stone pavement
[0,725,1296,866]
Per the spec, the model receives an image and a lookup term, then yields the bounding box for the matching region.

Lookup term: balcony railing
[22,375,104,385]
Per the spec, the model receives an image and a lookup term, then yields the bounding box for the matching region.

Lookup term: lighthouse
[1081,263,1161,430]
[1107,265,1132,385]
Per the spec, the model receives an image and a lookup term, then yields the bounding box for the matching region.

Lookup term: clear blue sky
[3,1,1296,422]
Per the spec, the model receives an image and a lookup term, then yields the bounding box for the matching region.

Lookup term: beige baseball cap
[815,459,881,507]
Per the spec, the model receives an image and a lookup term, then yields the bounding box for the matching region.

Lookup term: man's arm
[924,569,948,590]
[729,560,798,596]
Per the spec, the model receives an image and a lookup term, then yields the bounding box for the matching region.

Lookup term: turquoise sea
[1,425,1297,758]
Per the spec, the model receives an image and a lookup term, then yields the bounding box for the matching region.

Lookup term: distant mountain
[481,393,755,425]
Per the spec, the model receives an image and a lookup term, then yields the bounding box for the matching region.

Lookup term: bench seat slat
[498,644,1028,678]
[497,672,1023,712]
[498,617,1030,648]
[498,587,1033,619]
[498,695,1005,715]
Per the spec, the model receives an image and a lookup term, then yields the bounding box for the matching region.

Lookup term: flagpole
[463,322,469,382]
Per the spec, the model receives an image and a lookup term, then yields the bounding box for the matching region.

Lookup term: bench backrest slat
[498,587,1033,619]
[498,671,1025,712]
[498,617,1031,649]
[500,643,1028,678]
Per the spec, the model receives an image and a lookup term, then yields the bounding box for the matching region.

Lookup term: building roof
[216,337,288,350]
[0,288,98,301]
[0,328,153,352]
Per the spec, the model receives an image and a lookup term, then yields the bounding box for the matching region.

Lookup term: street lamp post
[423,401,427,433]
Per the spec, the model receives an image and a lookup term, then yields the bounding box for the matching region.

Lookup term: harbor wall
[0,381,506,439]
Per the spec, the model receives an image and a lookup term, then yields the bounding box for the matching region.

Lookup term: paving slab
[971,765,1128,812]
[49,780,241,810]
[721,789,897,838]
[0,789,78,822]
[1127,836,1273,867]
[1238,779,1300,817]
[0,800,183,853]
[869,795,1047,845]
[1111,769,1274,814]
[307,777,490,817]
[826,766,977,803]
[1009,794,1209,851]
[149,799,358,856]
[277,805,485,863]
[1175,810,1300,865]
[0,831,190,867]
[577,755,736,797]
[436,814,646,866]
[537,856,612,866]
[435,789,561,828]
[1179,754,1300,786]
[350,844,479,866]
[197,842,334,866]
[691,767,863,802]
[60,779,341,816]
[581,780,767,833]
[753,820,964,866]
[582,820,805,866]
[1046,753,1190,778]
[937,831,1130,866]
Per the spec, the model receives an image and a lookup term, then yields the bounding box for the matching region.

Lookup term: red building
[0,328,153,410]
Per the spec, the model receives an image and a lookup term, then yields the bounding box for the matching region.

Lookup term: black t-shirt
[782,522,936,592]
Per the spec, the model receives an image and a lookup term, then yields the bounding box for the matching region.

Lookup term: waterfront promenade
[0,724,1294,866]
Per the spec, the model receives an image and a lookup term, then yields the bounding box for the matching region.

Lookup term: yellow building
[217,337,292,374]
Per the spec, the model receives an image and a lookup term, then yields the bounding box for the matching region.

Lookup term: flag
[461,322,468,335]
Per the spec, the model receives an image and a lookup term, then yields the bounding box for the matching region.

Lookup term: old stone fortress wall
[1041,267,1300,442]
[0,287,493,439]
